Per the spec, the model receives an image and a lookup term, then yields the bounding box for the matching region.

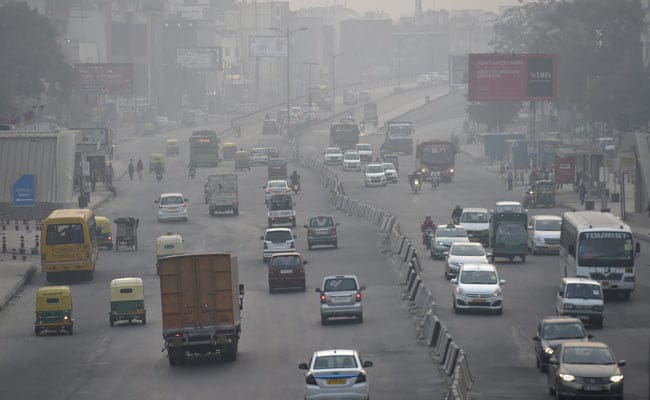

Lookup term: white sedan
[382,162,398,183]
[364,163,386,187]
[445,242,488,280]
[299,349,373,400]
[324,147,343,165]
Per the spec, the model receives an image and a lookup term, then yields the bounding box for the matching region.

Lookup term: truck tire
[233,207,239,216]
[222,343,238,362]
[168,350,185,366]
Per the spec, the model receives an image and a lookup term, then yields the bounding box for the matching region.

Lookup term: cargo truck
[205,174,239,215]
[159,253,244,366]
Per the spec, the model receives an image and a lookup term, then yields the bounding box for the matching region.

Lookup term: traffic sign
[13,174,36,207]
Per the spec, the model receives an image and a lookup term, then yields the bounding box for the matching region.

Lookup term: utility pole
[331,52,338,117]
[303,61,317,122]
[270,26,307,139]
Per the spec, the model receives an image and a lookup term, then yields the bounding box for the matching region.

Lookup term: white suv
[451,263,506,314]
[364,163,386,187]
[260,228,296,263]
[342,151,361,172]
[354,143,373,162]
[155,193,188,222]
[555,277,604,328]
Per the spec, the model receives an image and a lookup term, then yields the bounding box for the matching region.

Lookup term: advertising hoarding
[176,47,222,69]
[249,36,288,57]
[555,155,575,184]
[468,54,556,101]
[76,63,133,94]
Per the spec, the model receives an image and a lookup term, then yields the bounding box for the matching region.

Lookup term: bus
[415,139,455,182]
[383,121,413,155]
[190,130,220,166]
[41,209,98,282]
[560,211,640,300]
[329,122,360,151]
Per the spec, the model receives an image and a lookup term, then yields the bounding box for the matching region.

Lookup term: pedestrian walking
[136,159,143,179]
[507,170,514,191]
[579,182,587,205]
[90,169,96,192]
[128,159,135,180]
[105,163,114,186]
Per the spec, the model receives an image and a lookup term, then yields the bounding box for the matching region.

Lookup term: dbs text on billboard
[468,54,556,101]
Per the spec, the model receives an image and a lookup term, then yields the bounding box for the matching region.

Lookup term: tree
[0,2,75,123]
[465,101,520,132]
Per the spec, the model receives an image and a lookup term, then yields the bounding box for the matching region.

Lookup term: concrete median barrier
[454,351,474,392]
[443,342,461,376]
[436,332,453,365]
[433,326,450,360]
[413,286,433,313]
[405,276,421,302]
[418,308,435,341]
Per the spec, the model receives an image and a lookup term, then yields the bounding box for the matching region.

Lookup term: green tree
[466,101,520,132]
[0,2,75,122]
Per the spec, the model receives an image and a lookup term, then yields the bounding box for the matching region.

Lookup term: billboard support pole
[529,101,537,169]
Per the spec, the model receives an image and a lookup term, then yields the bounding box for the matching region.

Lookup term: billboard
[468,54,556,101]
[555,155,575,184]
[176,47,222,69]
[249,36,288,57]
[76,63,133,94]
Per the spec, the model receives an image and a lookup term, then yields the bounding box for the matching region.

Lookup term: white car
[358,90,372,103]
[381,162,398,183]
[445,242,489,280]
[263,180,290,204]
[354,143,373,162]
[250,147,268,166]
[459,208,490,247]
[451,263,506,314]
[324,147,344,165]
[155,193,188,222]
[260,228,296,263]
[417,74,432,86]
[527,215,561,255]
[343,151,361,172]
[364,163,386,187]
[299,349,373,400]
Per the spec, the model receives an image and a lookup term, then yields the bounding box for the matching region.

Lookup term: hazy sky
[288,0,524,19]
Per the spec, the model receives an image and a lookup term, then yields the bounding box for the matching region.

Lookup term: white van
[555,277,604,329]
[459,208,489,247]
[527,215,561,254]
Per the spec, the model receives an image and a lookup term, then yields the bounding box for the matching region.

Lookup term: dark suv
[267,252,306,293]
[532,316,592,372]
[304,216,339,250]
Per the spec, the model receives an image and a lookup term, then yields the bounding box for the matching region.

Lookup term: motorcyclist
[154,164,164,181]
[290,170,300,187]
[135,159,143,179]
[188,161,196,179]
[128,159,135,180]
[421,216,436,232]
[430,170,440,189]
[451,205,463,225]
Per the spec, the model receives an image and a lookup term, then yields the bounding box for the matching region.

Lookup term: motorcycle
[155,170,163,182]
[422,226,436,248]
[411,179,421,194]
[137,170,143,180]
[188,167,196,179]
[292,182,301,194]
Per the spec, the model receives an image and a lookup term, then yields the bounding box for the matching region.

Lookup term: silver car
[316,275,365,325]
[263,180,289,204]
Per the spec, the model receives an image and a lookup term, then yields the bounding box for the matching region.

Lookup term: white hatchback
[381,162,398,183]
[364,163,386,187]
[155,193,188,222]
[260,228,296,263]
[263,180,290,204]
[451,263,506,314]
[354,143,373,162]
[343,151,361,172]
[324,147,344,165]
[299,349,373,400]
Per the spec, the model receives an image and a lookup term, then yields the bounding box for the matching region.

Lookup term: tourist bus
[560,211,640,300]
[41,209,98,282]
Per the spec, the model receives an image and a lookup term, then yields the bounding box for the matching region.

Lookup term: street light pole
[303,61,317,122]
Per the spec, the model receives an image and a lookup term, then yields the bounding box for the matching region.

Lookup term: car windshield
[161,196,183,205]
[382,163,395,170]
[310,217,333,227]
[460,212,488,223]
[268,181,287,189]
[324,278,358,291]
[356,144,371,151]
[271,255,300,268]
[450,245,485,256]
[251,148,264,156]
[542,323,586,340]
[265,231,292,243]
[345,153,360,160]
[562,347,615,365]
[535,219,561,231]
[578,231,634,264]
[459,270,498,284]
[313,355,358,370]
[564,284,602,300]
[268,158,286,166]
[496,204,525,214]
[496,223,526,237]
[366,165,384,173]
[437,228,467,238]
[326,148,341,154]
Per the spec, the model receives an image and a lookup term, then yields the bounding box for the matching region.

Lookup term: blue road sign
[13,174,36,207]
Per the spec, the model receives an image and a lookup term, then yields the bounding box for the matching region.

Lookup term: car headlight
[543,345,554,355]
[609,375,624,384]
[449,169,454,173]
[456,287,464,296]
[534,236,545,243]
[563,304,574,310]
[592,305,603,311]
[492,288,502,297]
[560,373,575,382]
[437,242,445,246]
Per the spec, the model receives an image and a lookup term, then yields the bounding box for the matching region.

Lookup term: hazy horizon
[288,0,525,18]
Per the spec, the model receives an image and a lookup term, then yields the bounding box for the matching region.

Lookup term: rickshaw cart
[149,153,165,173]
[114,217,139,251]
[165,138,180,156]
[523,180,556,208]
[109,278,146,326]
[223,142,237,161]
[234,150,251,171]
[156,233,184,274]
[35,286,73,335]
[95,216,113,250]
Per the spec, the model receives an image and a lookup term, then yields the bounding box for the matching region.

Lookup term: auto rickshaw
[149,153,165,174]
[95,216,113,250]
[223,142,237,161]
[109,277,146,326]
[523,180,556,208]
[156,233,185,274]
[383,154,400,172]
[165,138,180,156]
[114,217,139,251]
[234,150,251,171]
[35,286,73,335]
[143,122,155,136]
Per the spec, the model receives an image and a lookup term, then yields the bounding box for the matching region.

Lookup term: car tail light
[355,292,362,301]
[289,216,295,220]
[305,374,317,385]
[159,203,163,208]
[107,236,112,241]
[354,372,366,383]
[265,188,270,193]
[272,217,276,221]
[320,294,327,303]
[285,188,290,192]
[174,332,182,337]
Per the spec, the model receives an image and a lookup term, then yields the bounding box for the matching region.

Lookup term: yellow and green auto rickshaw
[109,277,146,326]
[165,138,180,156]
[223,142,237,161]
[234,150,251,171]
[149,153,165,173]
[95,216,113,250]
[155,233,184,275]
[35,286,73,336]
[143,122,155,136]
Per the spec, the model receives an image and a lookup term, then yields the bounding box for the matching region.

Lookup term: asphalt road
[297,90,650,399]
[0,87,449,399]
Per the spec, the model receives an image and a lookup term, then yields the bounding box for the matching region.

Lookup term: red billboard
[468,54,556,101]
[555,155,575,184]
[76,63,134,95]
